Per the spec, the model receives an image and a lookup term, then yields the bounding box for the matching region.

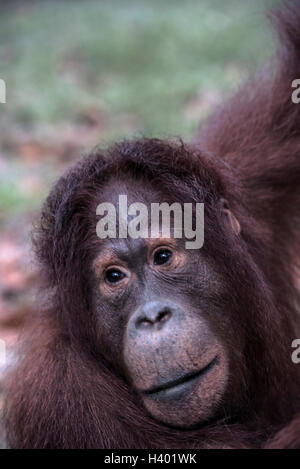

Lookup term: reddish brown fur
[3,1,300,448]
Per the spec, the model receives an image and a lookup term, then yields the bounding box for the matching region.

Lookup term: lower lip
[144,356,218,402]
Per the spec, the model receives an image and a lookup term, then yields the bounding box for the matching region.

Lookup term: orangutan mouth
[143,356,219,398]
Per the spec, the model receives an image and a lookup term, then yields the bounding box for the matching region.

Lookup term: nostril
[134,303,174,330]
[157,308,172,324]
[136,317,153,329]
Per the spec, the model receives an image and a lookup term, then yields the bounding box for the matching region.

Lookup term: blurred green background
[0,0,279,226]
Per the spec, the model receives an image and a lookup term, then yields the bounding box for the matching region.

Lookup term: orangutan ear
[220,198,241,235]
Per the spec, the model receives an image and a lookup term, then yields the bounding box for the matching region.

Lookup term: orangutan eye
[153,249,173,266]
[105,269,125,284]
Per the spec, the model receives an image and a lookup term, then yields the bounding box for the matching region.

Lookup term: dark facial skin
[91,178,240,428]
